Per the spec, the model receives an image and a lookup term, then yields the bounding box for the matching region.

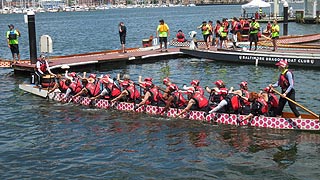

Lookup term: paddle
[272,88,319,119]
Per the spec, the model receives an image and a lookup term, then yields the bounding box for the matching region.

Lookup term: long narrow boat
[19,84,320,131]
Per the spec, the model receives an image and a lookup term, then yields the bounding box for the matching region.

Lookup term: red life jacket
[69,82,82,94]
[230,95,240,111]
[176,32,185,42]
[86,82,101,97]
[148,87,162,103]
[106,83,121,98]
[214,24,221,34]
[125,85,140,100]
[59,80,69,93]
[257,97,268,114]
[192,92,209,109]
[39,60,47,73]
[278,70,292,90]
[268,93,279,108]
[241,90,251,106]
[173,91,187,107]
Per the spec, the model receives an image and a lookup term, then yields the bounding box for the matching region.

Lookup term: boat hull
[181,48,320,68]
[19,84,320,131]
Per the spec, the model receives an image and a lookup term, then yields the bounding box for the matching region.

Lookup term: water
[1,5,320,179]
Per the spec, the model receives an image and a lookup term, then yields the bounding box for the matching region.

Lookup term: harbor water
[1,5,320,179]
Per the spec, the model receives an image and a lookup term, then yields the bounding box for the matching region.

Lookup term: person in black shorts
[6,24,21,64]
[119,22,127,53]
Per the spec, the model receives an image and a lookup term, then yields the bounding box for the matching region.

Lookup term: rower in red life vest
[48,74,70,94]
[73,75,102,98]
[229,81,251,115]
[176,30,186,42]
[111,79,141,103]
[262,86,279,117]
[62,78,84,101]
[242,92,269,121]
[176,87,209,117]
[269,60,300,118]
[205,79,226,106]
[160,78,186,112]
[135,76,164,109]
[207,87,243,114]
[35,54,56,87]
[183,79,205,96]
[91,75,121,100]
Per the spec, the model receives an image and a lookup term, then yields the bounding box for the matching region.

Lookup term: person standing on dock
[249,18,260,51]
[269,60,301,118]
[118,22,127,53]
[197,21,211,49]
[271,20,280,51]
[156,19,170,52]
[6,24,21,65]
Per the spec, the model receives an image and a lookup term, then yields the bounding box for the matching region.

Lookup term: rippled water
[1,5,320,180]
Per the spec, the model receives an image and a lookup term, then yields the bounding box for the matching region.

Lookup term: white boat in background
[47,7,59,12]
[12,8,23,14]
[1,7,12,14]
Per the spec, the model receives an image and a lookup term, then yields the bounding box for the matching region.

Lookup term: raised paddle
[272,88,319,119]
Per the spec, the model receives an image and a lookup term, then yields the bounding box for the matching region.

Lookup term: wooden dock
[9,47,185,74]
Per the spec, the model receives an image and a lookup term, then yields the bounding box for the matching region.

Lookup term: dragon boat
[19,83,320,131]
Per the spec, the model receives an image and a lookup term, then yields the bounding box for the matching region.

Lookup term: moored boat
[19,83,320,131]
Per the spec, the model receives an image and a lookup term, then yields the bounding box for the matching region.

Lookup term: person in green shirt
[249,18,260,51]
[156,19,170,52]
[271,20,280,51]
[6,24,21,64]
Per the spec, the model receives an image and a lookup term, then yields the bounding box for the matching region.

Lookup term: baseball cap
[8,24,14,28]
[275,60,288,68]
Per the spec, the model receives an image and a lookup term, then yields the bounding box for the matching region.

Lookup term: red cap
[163,77,170,84]
[219,88,228,95]
[240,81,247,87]
[69,72,76,77]
[190,80,199,86]
[275,60,288,68]
[89,73,97,79]
[143,81,152,87]
[168,84,177,91]
[185,87,195,94]
[101,78,109,84]
[214,80,224,87]
[144,77,153,82]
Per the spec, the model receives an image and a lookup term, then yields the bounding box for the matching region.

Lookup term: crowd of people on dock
[43,59,300,119]
[172,16,280,51]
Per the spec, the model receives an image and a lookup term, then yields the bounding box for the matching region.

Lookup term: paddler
[176,87,209,117]
[262,86,279,117]
[91,75,121,100]
[269,60,301,118]
[134,76,164,109]
[110,77,141,103]
[47,74,70,94]
[241,92,269,121]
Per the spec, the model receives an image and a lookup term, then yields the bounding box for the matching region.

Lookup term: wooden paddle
[272,88,319,119]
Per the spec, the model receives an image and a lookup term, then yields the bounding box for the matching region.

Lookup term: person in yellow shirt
[156,19,170,52]
[271,20,280,51]
[249,18,260,51]
[197,21,211,49]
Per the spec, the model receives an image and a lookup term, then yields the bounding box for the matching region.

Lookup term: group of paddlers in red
[47,70,280,120]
